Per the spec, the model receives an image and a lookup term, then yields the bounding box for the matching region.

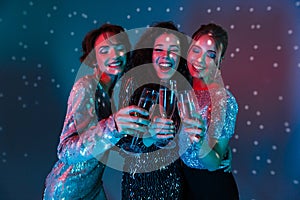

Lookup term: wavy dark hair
[130,21,190,82]
[80,23,131,72]
[192,23,228,59]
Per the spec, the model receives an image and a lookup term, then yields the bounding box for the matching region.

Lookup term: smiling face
[187,34,223,83]
[152,33,181,80]
[95,32,127,76]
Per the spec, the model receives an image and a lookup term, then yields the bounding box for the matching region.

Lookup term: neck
[99,73,117,95]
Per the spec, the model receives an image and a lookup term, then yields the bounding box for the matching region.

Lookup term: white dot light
[230,24,235,29]
[235,48,240,52]
[127,15,131,19]
[270,170,276,175]
[179,6,184,11]
[293,180,299,184]
[256,24,261,29]
[253,90,258,96]
[136,8,140,12]
[256,156,261,160]
[266,159,272,164]
[207,9,211,13]
[267,6,272,11]
[254,141,259,146]
[166,8,170,12]
[244,105,249,110]
[272,145,277,150]
[278,96,283,101]
[256,111,261,116]
[285,128,291,133]
[288,29,293,35]
[276,45,282,51]
[251,24,255,29]
[259,124,264,130]
[81,13,88,19]
[216,7,221,11]
[253,45,258,50]
[53,6,57,10]
[232,148,237,153]
[235,6,240,11]
[148,7,152,11]
[234,134,239,139]
[249,8,254,12]
[230,53,235,58]
[294,45,299,50]
[252,170,257,175]
[250,56,254,61]
[246,120,252,126]
[273,62,279,68]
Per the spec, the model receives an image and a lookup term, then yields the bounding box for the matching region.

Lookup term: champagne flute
[177,90,208,142]
[121,88,158,154]
[155,80,177,149]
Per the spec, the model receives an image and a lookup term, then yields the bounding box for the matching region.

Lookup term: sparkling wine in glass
[156,80,178,149]
[121,88,158,154]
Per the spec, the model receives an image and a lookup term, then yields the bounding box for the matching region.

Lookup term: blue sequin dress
[180,88,239,199]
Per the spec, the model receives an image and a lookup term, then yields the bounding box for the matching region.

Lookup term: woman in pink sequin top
[180,23,239,200]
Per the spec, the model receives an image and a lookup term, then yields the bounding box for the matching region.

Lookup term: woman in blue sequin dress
[180,23,239,199]
[43,24,150,199]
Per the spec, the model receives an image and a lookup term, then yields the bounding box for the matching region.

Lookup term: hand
[183,112,207,143]
[220,147,232,172]
[114,105,150,136]
[149,116,175,141]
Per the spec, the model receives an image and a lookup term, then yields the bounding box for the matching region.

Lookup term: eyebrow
[154,44,179,48]
[192,44,216,52]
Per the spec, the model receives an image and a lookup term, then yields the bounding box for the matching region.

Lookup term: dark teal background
[0,0,299,199]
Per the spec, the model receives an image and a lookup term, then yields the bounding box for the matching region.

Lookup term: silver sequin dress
[44,75,121,199]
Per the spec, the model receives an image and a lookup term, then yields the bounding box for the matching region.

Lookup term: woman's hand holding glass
[177,90,207,144]
[153,80,177,149]
[148,116,175,140]
[114,105,150,135]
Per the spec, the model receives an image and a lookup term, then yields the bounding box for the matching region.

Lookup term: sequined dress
[180,88,239,200]
[44,75,121,199]
[119,84,184,200]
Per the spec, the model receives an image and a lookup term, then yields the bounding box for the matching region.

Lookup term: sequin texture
[44,75,120,199]
[180,89,238,170]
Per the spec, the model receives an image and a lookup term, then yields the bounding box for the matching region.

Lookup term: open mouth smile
[158,62,173,72]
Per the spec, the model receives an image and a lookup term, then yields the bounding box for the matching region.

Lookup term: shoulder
[225,89,238,112]
[68,75,98,102]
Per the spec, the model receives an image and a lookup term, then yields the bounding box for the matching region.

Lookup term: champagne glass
[121,88,158,154]
[177,90,209,142]
[155,80,177,149]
